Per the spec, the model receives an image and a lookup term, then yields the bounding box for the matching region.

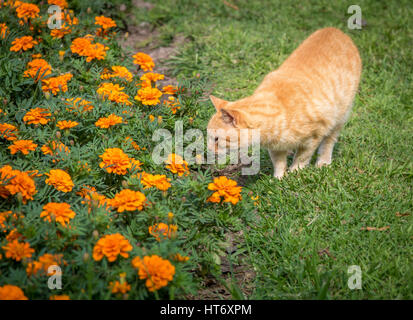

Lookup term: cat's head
[207,95,253,153]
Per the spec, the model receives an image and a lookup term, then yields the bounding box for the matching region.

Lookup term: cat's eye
[214,137,219,143]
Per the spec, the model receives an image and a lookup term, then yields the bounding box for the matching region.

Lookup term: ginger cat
[207,27,362,179]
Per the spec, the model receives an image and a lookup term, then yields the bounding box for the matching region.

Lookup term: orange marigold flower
[56,120,78,130]
[45,169,74,193]
[50,295,70,300]
[206,191,221,203]
[109,280,131,294]
[130,158,143,171]
[131,255,175,292]
[23,59,52,81]
[47,0,68,9]
[2,239,34,261]
[148,223,177,241]
[65,97,94,113]
[207,176,242,205]
[23,107,51,125]
[110,189,146,212]
[0,123,18,140]
[50,24,71,39]
[40,202,76,227]
[10,36,38,52]
[0,166,37,203]
[26,253,64,276]
[0,23,9,39]
[41,73,72,95]
[163,96,181,114]
[95,16,116,29]
[6,229,23,242]
[16,2,40,22]
[8,139,37,155]
[93,233,132,262]
[99,148,131,175]
[140,72,164,83]
[101,66,133,82]
[26,169,42,178]
[162,85,178,95]
[0,211,13,231]
[70,36,108,62]
[0,285,28,300]
[78,185,111,211]
[97,82,132,105]
[140,172,171,191]
[134,86,162,106]
[76,185,96,198]
[138,79,152,89]
[125,136,142,151]
[41,141,70,160]
[95,114,123,129]
[165,153,189,176]
[172,253,190,262]
[0,166,14,199]
[70,36,93,56]
[85,42,109,62]
[132,52,155,71]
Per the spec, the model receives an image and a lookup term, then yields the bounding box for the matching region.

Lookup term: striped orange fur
[207,27,362,178]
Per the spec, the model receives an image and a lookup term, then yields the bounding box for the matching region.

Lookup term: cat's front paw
[316,158,332,168]
[273,171,285,180]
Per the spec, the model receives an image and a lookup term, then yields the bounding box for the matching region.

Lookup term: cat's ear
[220,108,249,128]
[210,95,228,111]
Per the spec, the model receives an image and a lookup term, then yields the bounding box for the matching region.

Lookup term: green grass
[133,0,413,299]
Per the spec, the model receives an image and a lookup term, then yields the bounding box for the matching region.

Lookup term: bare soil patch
[118,0,187,86]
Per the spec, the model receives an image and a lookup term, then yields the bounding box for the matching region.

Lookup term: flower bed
[0,0,254,300]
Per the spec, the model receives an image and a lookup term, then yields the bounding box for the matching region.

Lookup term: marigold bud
[56,131,61,138]
[59,50,65,61]
[16,192,23,203]
[83,252,89,262]
[92,230,99,239]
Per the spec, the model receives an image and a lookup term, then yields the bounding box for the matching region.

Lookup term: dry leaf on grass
[395,212,410,217]
[317,247,336,260]
[361,226,390,231]
[223,1,239,10]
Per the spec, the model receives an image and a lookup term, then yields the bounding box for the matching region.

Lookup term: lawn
[130,0,413,299]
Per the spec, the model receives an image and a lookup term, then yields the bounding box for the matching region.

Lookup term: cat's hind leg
[269,150,287,179]
[316,124,343,167]
[289,136,323,172]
